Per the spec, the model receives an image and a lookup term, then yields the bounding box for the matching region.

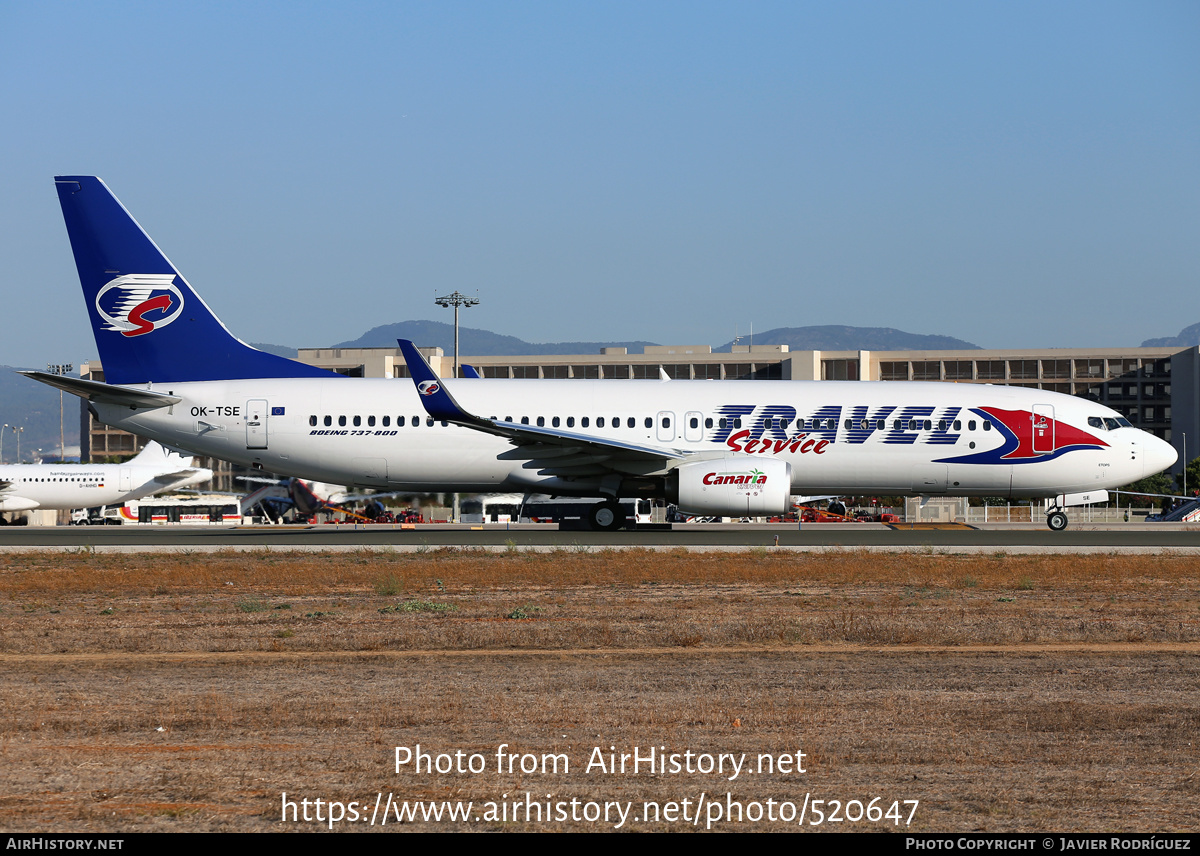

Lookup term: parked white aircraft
[0,441,212,523]
[24,176,1177,530]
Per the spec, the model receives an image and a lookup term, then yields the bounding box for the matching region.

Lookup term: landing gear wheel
[588,501,624,532]
[1046,511,1068,531]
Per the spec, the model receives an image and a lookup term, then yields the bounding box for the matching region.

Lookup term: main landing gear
[587,500,625,532]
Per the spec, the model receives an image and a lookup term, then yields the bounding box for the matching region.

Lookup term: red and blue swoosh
[935,407,1107,465]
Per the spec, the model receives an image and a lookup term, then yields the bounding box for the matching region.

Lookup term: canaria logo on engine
[95,274,185,338]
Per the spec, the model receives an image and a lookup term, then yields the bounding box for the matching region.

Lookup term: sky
[1,0,1197,370]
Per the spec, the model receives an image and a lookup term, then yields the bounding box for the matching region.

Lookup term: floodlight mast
[434,291,479,379]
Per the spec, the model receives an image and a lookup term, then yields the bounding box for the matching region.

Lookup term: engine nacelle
[674,456,792,517]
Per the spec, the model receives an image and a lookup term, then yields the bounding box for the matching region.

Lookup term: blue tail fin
[54,176,337,385]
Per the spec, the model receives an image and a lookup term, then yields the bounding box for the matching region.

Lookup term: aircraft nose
[1143,434,1178,478]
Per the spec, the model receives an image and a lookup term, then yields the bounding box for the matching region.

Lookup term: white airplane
[0,440,212,523]
[24,176,1177,531]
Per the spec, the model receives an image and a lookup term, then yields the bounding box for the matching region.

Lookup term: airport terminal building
[82,343,1200,482]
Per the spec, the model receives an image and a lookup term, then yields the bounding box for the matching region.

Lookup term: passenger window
[412,416,419,426]
[552,417,560,427]
[689,417,698,429]
[582,417,590,428]
[968,420,976,430]
[338,416,347,427]
[733,418,741,429]
[644,417,652,428]
[368,415,376,427]
[309,415,317,426]
[876,420,885,430]
[705,418,713,429]
[662,417,671,428]
[426,418,435,427]
[719,418,727,429]
[598,417,606,428]
[383,416,390,427]
[537,416,545,427]
[844,419,853,430]
[521,417,530,425]
[908,420,917,430]
[324,415,332,427]
[923,420,932,431]
[953,420,961,431]
[983,421,992,431]
[628,417,636,428]
[567,417,575,427]
[938,420,947,431]
[398,416,406,427]
[781,419,790,430]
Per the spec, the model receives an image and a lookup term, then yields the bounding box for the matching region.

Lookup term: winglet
[397,340,490,428]
[461,364,482,379]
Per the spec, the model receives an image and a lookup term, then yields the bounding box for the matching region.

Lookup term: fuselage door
[246,399,269,450]
[1032,405,1054,454]
[656,411,676,443]
[684,411,703,443]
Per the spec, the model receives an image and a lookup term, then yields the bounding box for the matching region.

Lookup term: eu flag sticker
[271,406,285,416]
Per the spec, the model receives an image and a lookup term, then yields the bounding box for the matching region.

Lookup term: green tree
[1175,457,1200,497]
[1117,473,1173,508]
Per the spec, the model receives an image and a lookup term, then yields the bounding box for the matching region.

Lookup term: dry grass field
[1,548,1198,832]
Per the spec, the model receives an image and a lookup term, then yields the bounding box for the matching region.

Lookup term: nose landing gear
[1046,510,1068,531]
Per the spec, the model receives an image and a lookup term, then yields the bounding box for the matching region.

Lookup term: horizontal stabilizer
[19,371,180,409]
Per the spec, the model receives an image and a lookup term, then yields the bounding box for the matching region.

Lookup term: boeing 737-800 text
[23,176,1177,530]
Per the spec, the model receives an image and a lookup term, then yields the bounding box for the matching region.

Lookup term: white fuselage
[0,453,211,513]
[89,377,1175,500]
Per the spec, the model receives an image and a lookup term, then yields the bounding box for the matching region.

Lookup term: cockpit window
[1104,418,1120,430]
[1088,417,1104,429]
[1116,418,1132,428]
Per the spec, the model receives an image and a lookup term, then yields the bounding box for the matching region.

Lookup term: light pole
[434,291,480,523]
[1,423,6,464]
[1184,433,1188,497]
[46,363,73,462]
[12,427,23,463]
[434,290,479,379]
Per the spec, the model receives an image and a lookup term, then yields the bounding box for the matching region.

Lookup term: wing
[397,339,693,480]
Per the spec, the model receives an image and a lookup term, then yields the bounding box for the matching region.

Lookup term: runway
[2,522,1200,552]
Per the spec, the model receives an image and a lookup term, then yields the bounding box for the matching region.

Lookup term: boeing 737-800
[23,176,1177,530]
[0,441,211,523]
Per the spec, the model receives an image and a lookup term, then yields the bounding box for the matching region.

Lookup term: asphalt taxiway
[1,522,1199,552]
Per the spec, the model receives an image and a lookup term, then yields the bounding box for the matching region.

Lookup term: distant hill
[0,367,79,462]
[1142,323,1200,348]
[716,325,980,352]
[332,320,658,356]
[270,320,982,356]
[250,342,300,359]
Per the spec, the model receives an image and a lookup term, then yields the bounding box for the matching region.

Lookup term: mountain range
[253,321,982,359]
[1141,323,1200,349]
